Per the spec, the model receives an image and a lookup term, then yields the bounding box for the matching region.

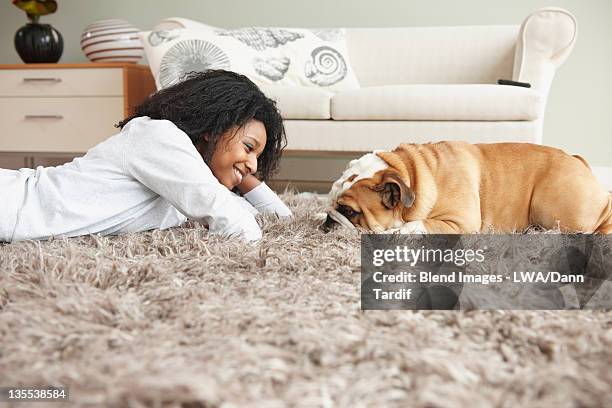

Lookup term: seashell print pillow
[140,19,360,91]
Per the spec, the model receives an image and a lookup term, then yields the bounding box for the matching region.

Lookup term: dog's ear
[374,170,415,209]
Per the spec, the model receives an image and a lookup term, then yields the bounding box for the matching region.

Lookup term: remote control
[498,79,531,88]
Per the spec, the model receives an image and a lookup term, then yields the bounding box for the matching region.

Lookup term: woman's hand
[236,173,261,194]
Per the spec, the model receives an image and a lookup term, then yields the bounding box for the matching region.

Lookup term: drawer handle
[22,77,62,83]
[24,115,64,120]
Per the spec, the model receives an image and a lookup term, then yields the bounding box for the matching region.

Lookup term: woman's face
[208,119,267,189]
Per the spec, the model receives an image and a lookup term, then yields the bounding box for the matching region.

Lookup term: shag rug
[0,192,610,408]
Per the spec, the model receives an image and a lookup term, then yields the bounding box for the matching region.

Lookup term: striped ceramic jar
[81,19,143,63]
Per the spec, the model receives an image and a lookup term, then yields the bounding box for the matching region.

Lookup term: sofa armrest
[512,8,577,93]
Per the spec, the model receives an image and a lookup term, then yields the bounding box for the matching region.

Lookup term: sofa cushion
[141,18,360,92]
[259,85,332,119]
[331,84,541,121]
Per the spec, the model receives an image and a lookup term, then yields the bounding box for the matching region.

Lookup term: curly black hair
[117,70,286,182]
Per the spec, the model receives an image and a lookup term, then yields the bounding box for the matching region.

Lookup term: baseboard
[268,180,332,194]
[272,163,612,193]
[592,166,612,191]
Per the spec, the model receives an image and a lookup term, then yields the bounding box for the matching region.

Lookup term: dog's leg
[530,175,611,233]
[381,221,428,234]
[398,221,428,234]
[383,219,475,234]
[421,219,473,234]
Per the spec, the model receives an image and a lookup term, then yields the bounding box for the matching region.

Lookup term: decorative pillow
[140,19,360,91]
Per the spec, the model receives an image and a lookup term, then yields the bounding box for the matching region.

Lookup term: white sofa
[268,8,577,152]
[152,8,576,155]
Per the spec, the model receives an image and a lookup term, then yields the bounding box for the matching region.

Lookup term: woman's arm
[236,173,262,194]
[237,174,292,217]
[121,117,262,241]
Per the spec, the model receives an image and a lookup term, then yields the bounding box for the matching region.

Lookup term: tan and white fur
[324,142,612,234]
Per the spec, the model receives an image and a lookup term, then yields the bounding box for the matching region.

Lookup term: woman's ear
[195,137,209,157]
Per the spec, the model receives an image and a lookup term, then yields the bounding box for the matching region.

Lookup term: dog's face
[322,152,415,232]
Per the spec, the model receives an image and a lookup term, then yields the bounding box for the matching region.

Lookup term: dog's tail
[595,194,612,234]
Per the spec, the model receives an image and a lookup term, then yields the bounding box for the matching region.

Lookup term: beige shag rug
[1,192,611,408]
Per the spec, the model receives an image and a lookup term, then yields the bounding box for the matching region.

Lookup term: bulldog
[322,142,612,234]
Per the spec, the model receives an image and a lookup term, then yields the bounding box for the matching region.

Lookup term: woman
[0,70,291,243]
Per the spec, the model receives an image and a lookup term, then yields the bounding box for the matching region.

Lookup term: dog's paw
[314,212,328,222]
[380,221,428,234]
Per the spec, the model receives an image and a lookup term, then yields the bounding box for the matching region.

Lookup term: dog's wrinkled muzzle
[320,209,356,233]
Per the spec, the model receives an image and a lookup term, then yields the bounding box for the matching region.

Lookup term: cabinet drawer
[0,97,123,152]
[0,68,123,97]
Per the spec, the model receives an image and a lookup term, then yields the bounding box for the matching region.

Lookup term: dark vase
[14,23,63,63]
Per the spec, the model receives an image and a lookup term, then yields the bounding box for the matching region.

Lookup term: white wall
[1,0,610,168]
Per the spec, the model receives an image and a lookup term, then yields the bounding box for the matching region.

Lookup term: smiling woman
[0,70,292,243]
[205,119,267,191]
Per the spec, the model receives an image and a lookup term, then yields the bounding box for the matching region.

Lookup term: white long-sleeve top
[0,116,291,243]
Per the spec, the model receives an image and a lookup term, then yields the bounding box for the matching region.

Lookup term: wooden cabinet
[0,152,30,170]
[0,152,80,170]
[0,63,155,169]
